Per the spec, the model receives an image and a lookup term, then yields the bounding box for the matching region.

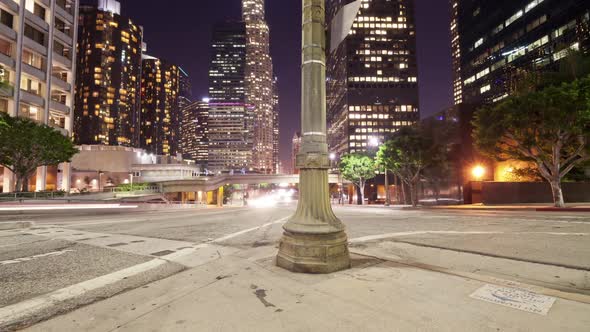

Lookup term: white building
[0,0,79,192]
[71,145,200,192]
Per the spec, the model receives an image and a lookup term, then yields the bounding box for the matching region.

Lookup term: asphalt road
[1,203,589,330]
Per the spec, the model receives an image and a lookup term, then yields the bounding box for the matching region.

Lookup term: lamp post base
[277,230,351,274]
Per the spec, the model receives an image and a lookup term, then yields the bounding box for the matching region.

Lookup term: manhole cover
[470,284,556,315]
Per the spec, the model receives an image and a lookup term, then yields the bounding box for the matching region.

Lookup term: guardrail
[0,187,161,202]
[0,191,67,201]
[108,186,160,193]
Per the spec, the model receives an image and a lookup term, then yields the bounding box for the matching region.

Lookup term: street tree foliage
[377,126,446,207]
[473,75,590,208]
[0,113,78,192]
[339,153,377,205]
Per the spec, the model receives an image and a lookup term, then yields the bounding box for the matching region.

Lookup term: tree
[0,113,78,192]
[377,126,445,207]
[473,76,590,208]
[339,153,377,205]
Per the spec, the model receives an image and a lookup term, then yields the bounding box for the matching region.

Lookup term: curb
[536,208,590,212]
[0,221,33,230]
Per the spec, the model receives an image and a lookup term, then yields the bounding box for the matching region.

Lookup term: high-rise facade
[271,76,279,174]
[452,0,590,105]
[326,0,420,156]
[208,102,254,172]
[180,100,208,165]
[140,56,179,156]
[291,132,301,175]
[74,1,142,147]
[207,21,252,172]
[450,0,462,105]
[178,66,191,111]
[209,22,247,104]
[242,0,277,174]
[0,0,79,192]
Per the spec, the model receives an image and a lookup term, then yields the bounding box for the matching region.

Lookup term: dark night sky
[91,0,453,167]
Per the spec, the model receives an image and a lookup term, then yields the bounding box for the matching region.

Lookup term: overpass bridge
[155,174,345,194]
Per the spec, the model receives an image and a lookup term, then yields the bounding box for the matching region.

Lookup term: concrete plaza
[0,204,589,331]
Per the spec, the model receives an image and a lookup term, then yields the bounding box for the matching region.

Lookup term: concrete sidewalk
[25,246,590,332]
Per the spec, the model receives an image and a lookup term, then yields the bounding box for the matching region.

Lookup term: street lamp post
[276,0,351,273]
[384,169,391,206]
[98,171,104,192]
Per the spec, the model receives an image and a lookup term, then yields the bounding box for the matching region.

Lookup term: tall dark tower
[74,0,143,147]
[326,0,420,157]
[207,21,253,172]
[452,0,590,105]
[208,22,247,104]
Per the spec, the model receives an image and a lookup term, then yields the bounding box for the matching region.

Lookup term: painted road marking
[0,250,75,265]
[470,284,556,315]
[0,259,167,327]
[349,231,589,243]
[0,216,289,327]
[0,204,138,212]
[211,217,289,243]
[53,209,245,227]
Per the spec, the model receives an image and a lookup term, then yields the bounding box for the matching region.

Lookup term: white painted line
[153,217,289,262]
[350,231,498,243]
[211,217,289,243]
[50,208,250,227]
[0,204,138,211]
[0,250,75,265]
[470,284,556,315]
[0,259,167,326]
[0,216,290,327]
[349,231,589,243]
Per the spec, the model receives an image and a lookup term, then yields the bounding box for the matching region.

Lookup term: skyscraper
[242,0,277,174]
[450,0,462,105]
[140,56,180,156]
[180,100,208,165]
[207,21,252,172]
[326,0,420,156]
[209,22,247,104]
[272,77,280,174]
[452,0,590,105]
[0,0,79,192]
[178,67,192,108]
[74,0,142,147]
[291,132,302,175]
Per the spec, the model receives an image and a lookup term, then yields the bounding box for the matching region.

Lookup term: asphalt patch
[150,250,175,257]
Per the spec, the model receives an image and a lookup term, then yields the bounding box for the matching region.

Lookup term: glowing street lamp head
[329,153,336,161]
[369,137,379,147]
[472,165,485,180]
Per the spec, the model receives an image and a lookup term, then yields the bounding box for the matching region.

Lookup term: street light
[472,165,485,180]
[98,171,104,192]
[129,172,134,191]
[276,0,350,274]
[369,137,379,147]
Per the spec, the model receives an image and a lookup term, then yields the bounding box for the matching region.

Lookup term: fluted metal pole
[276,0,350,273]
